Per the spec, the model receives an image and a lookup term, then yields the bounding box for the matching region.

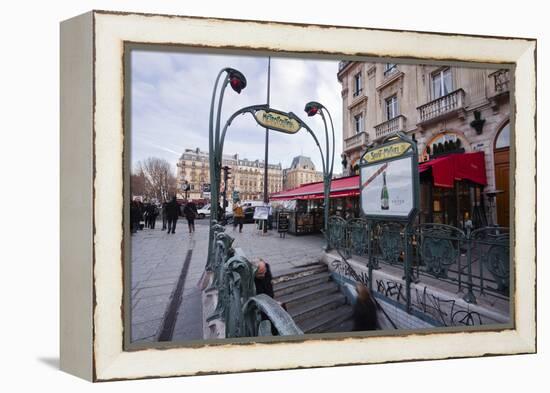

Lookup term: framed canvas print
[60,10,536,382]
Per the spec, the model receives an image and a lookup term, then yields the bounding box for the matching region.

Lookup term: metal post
[367,220,373,292]
[222,166,229,224]
[207,69,228,270]
[405,222,412,313]
[263,57,271,232]
[463,230,477,304]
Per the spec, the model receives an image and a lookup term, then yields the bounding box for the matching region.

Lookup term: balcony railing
[338,60,351,72]
[417,89,465,125]
[344,131,368,152]
[489,69,510,96]
[374,115,406,140]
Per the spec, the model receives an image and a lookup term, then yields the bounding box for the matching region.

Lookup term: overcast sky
[130,49,343,175]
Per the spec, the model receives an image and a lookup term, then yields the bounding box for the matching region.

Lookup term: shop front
[272,151,488,234]
[270,176,360,235]
[418,151,488,228]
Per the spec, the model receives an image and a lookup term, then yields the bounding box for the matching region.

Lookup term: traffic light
[222,166,231,183]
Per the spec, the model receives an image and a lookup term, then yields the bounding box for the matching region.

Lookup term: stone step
[276,281,339,308]
[297,305,354,334]
[288,292,347,323]
[272,263,328,285]
[325,317,355,333]
[273,271,331,297]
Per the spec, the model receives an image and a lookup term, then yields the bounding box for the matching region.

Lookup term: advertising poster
[360,156,414,217]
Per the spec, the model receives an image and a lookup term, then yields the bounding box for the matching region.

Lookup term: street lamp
[302,101,336,249]
[206,68,247,270]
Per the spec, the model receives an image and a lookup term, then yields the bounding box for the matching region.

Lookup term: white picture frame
[60,10,536,382]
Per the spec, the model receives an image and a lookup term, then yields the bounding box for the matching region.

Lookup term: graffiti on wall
[375,278,484,327]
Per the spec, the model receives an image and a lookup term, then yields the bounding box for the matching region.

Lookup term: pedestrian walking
[160,201,168,231]
[233,200,244,233]
[130,201,140,233]
[352,283,378,331]
[183,200,198,233]
[165,196,179,234]
[136,201,144,230]
[146,203,159,229]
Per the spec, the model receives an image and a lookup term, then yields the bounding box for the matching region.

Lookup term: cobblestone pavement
[130,219,326,343]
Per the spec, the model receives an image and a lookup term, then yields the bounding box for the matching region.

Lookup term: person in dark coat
[183,201,198,233]
[352,283,378,331]
[165,196,179,234]
[254,259,274,298]
[146,203,159,229]
[130,201,139,233]
[160,201,168,231]
[136,201,144,230]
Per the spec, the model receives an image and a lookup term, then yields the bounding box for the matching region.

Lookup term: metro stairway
[273,263,355,334]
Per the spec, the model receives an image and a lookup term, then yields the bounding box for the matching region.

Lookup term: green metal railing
[206,222,303,338]
[326,215,510,307]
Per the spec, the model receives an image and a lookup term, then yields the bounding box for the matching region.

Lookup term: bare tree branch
[132,157,177,203]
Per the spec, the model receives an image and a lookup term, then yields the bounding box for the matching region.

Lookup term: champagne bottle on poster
[381,171,389,210]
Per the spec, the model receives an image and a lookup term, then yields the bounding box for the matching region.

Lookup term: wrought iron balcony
[417,89,466,126]
[343,131,368,152]
[488,69,510,97]
[374,115,406,140]
[338,60,351,72]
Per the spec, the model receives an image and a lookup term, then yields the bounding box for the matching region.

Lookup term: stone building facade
[337,61,511,226]
[282,155,324,191]
[176,148,283,202]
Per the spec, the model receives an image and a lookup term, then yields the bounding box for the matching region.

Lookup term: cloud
[130,50,344,175]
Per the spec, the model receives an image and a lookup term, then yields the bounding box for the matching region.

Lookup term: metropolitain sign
[254,109,301,134]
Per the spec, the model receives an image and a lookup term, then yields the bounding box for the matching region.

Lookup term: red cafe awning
[419,152,487,188]
[271,152,487,201]
[270,175,360,201]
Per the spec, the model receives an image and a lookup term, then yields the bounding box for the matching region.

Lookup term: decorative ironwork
[215,254,258,338]
[378,223,403,265]
[327,216,348,253]
[347,218,369,256]
[489,69,510,94]
[418,224,464,279]
[209,232,235,291]
[471,227,510,295]
[242,294,303,337]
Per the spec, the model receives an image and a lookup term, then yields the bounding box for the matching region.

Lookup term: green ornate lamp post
[302,101,335,248]
[206,68,247,270]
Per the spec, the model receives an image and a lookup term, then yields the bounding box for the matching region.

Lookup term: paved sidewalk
[130,221,207,343]
[131,220,326,343]
[228,223,326,275]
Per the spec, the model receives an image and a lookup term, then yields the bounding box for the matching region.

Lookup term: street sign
[253,206,270,220]
[277,211,290,233]
[232,190,240,202]
[359,133,419,221]
[253,109,301,134]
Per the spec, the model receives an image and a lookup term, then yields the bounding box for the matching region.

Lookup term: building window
[354,113,364,133]
[353,72,362,96]
[432,68,453,99]
[384,63,397,76]
[495,122,510,149]
[385,95,399,120]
